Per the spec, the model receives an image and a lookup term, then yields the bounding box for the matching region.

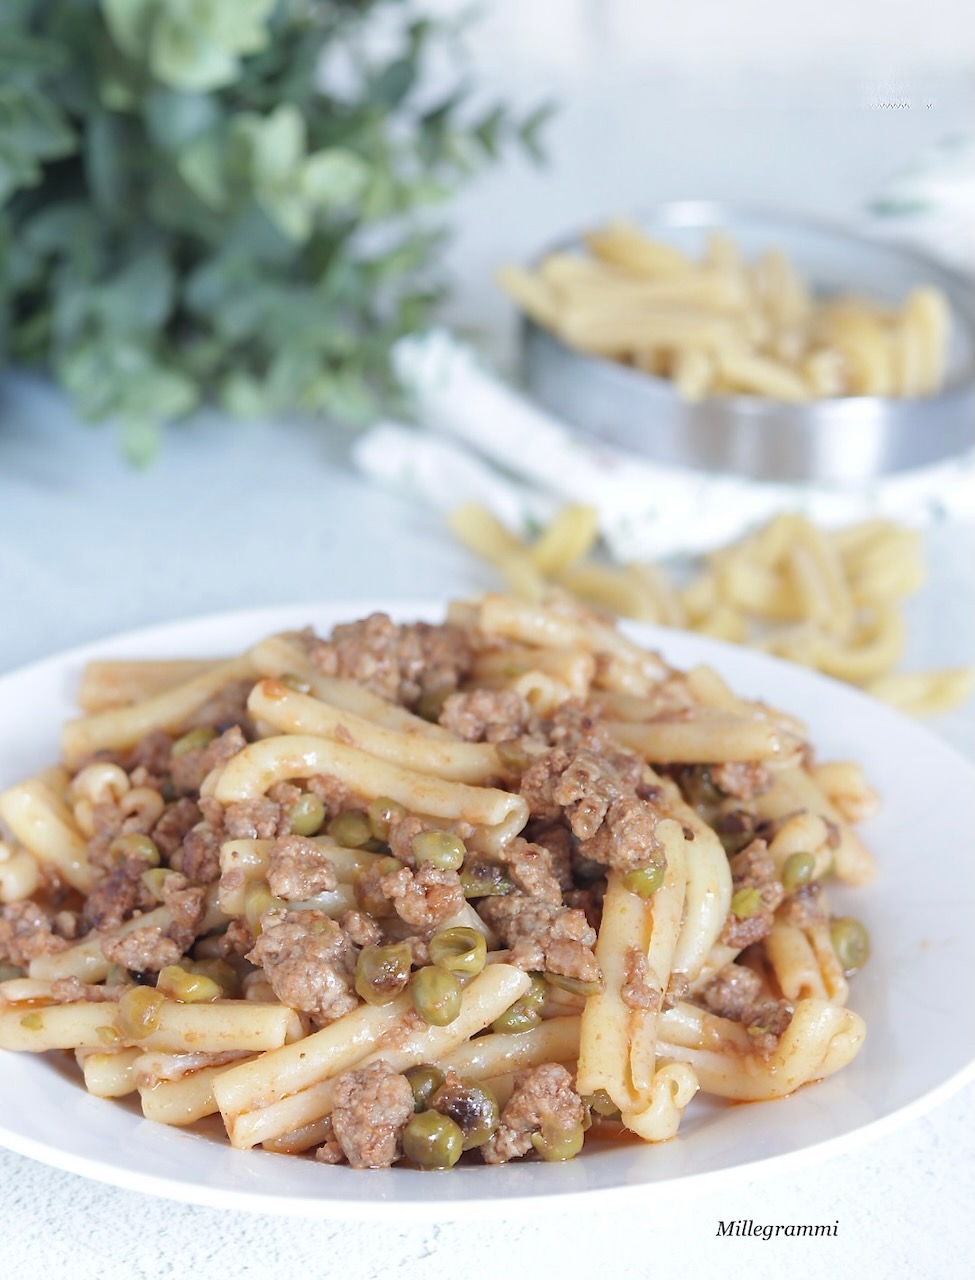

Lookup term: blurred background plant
[0,0,549,460]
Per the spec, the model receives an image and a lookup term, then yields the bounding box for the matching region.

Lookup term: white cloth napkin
[353,331,975,560]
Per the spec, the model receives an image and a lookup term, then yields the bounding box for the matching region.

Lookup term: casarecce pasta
[0,595,871,1171]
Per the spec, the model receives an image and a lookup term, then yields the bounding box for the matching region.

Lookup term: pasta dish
[0,595,872,1171]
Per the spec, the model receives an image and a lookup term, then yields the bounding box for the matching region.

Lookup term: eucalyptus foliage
[0,0,548,458]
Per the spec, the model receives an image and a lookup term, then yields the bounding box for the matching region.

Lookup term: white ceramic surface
[1,603,973,1219]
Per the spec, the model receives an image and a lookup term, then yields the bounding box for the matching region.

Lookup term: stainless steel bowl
[521,202,975,484]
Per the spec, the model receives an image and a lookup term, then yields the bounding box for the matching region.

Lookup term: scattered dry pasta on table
[500,220,951,401]
[1,597,872,1170]
[449,504,974,719]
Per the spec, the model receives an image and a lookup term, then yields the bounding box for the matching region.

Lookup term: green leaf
[473,105,505,159]
[369,58,416,109]
[178,132,228,208]
[85,111,130,212]
[98,249,175,332]
[120,417,162,465]
[144,87,220,151]
[257,184,311,243]
[251,104,305,184]
[101,0,159,60]
[301,148,369,206]
[221,371,268,418]
[518,100,556,163]
[149,17,237,90]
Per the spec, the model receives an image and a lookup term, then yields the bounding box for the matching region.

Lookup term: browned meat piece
[520,747,571,821]
[329,1061,415,1169]
[306,615,473,710]
[172,820,222,884]
[338,909,382,948]
[721,911,772,949]
[697,962,765,1021]
[621,947,661,1011]
[577,793,661,875]
[80,859,157,933]
[720,838,785,949]
[553,751,630,841]
[385,814,434,865]
[563,884,605,933]
[710,761,773,800]
[214,918,254,959]
[247,909,358,1025]
[545,701,616,756]
[481,1063,585,1164]
[0,901,71,969]
[527,822,575,892]
[223,798,286,840]
[729,839,785,913]
[778,883,827,929]
[267,835,338,900]
[313,1116,344,1165]
[170,725,246,796]
[152,798,202,859]
[185,680,252,733]
[480,895,600,985]
[438,689,529,742]
[101,925,182,972]
[379,863,466,931]
[521,743,662,875]
[306,774,362,819]
[125,731,173,779]
[158,872,207,948]
[496,837,562,904]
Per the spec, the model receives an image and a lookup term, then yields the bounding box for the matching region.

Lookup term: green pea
[491,976,547,1033]
[355,942,413,1005]
[412,830,466,871]
[622,859,665,898]
[288,792,326,836]
[730,886,763,918]
[183,958,240,998]
[402,1110,464,1169]
[429,926,487,977]
[830,916,870,974]
[405,1063,445,1112]
[459,862,513,899]
[546,972,602,998]
[584,1089,621,1119]
[116,987,166,1039]
[109,833,160,867]
[410,965,462,1026]
[430,1079,499,1150]
[244,883,286,933]
[415,689,449,724]
[782,851,816,892]
[531,1122,585,1162]
[156,965,222,1003]
[327,810,373,848]
[367,795,406,842]
[171,726,215,758]
[140,867,170,900]
[353,856,403,917]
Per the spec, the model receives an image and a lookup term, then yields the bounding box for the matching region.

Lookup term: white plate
[1,602,973,1219]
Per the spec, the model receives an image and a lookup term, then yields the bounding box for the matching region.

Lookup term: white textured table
[3,60,975,1276]
[1,371,973,1280]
